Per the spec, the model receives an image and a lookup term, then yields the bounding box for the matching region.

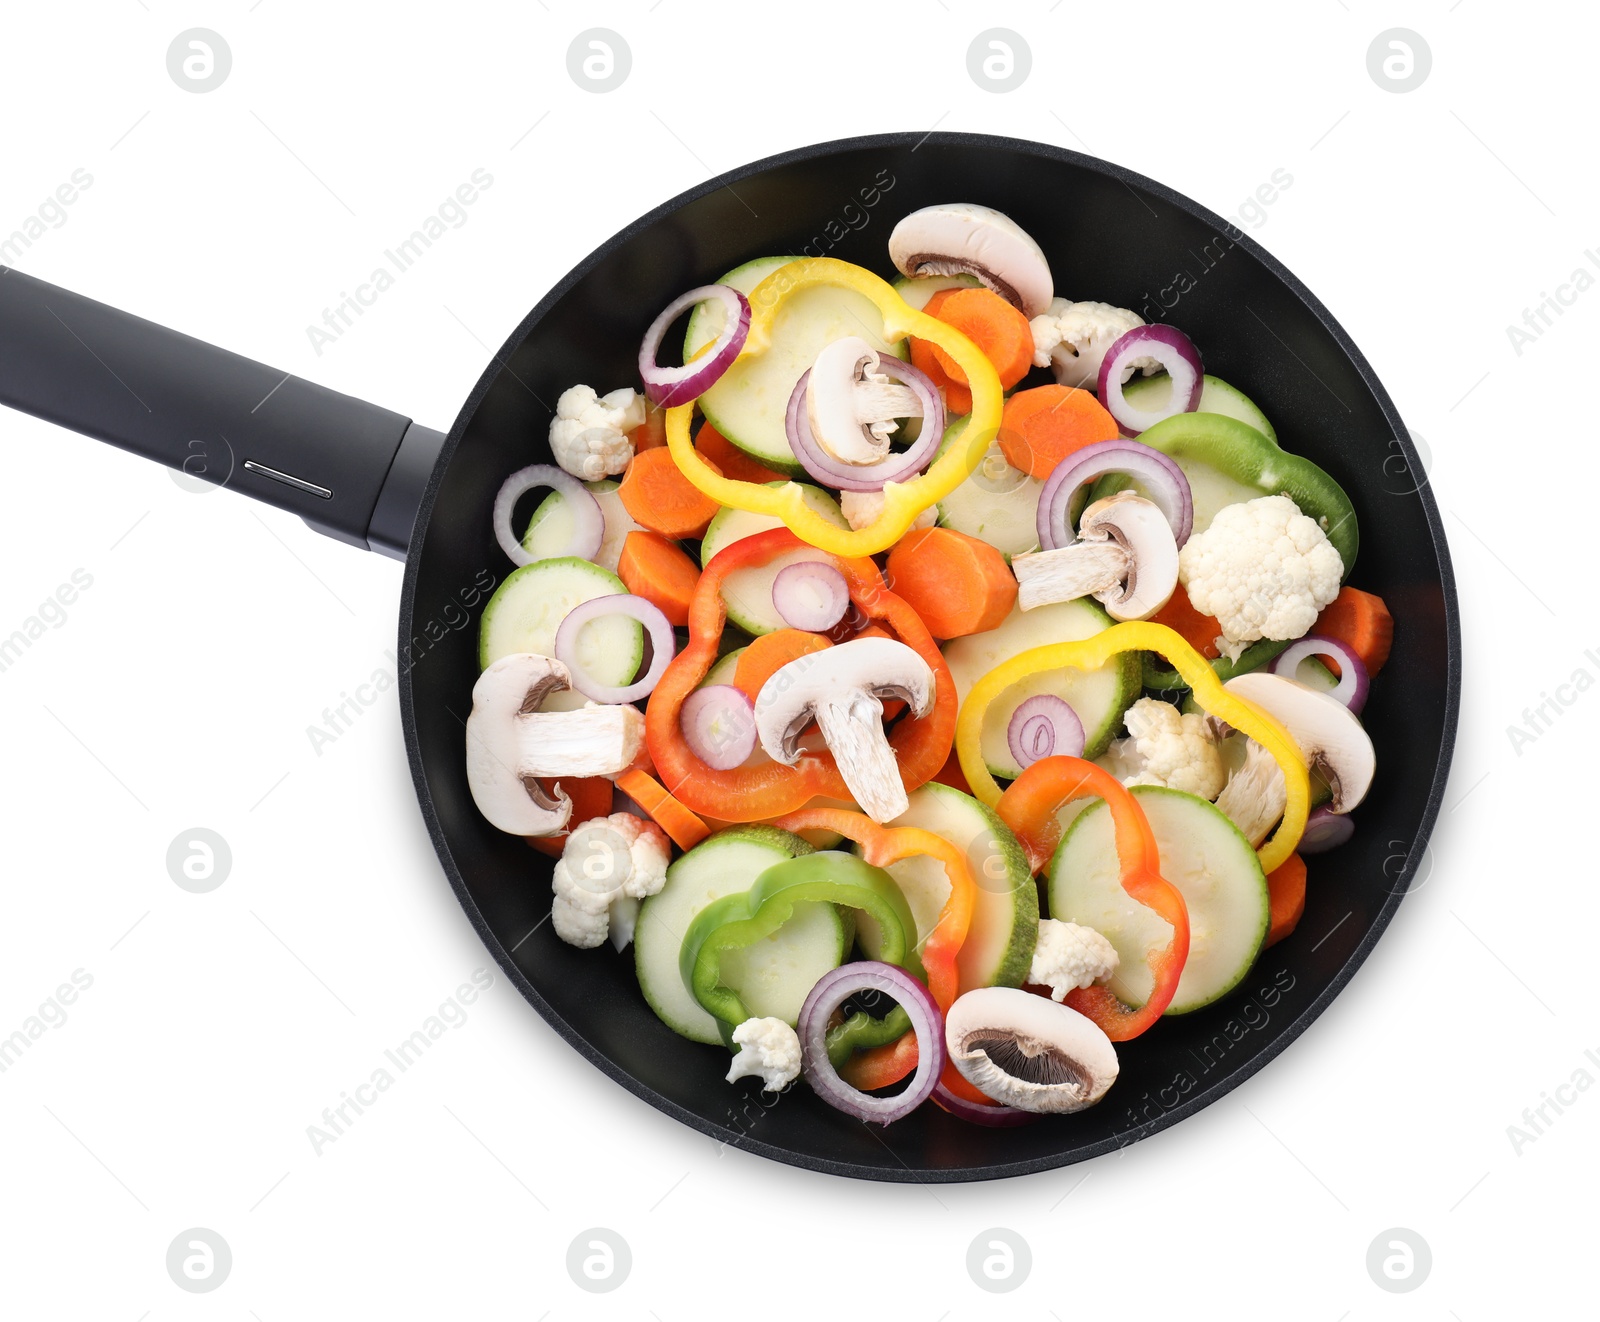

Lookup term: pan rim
[398,129,1461,1183]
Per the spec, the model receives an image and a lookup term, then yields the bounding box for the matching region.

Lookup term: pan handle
[0,268,443,560]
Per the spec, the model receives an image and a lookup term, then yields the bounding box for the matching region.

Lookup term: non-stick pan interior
[399,133,1456,1181]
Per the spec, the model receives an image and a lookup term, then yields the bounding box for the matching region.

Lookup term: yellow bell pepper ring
[665,258,1004,557]
[955,621,1310,875]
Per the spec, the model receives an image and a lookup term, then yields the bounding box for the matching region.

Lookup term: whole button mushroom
[888,203,1054,317]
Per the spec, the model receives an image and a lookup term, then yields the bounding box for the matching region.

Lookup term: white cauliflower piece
[725,1016,802,1092]
[548,812,670,950]
[1108,697,1227,800]
[548,384,646,481]
[1029,919,1119,1001]
[1030,298,1159,390]
[1178,495,1344,649]
[840,487,937,533]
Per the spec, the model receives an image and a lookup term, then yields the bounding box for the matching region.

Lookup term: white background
[0,1,1589,1315]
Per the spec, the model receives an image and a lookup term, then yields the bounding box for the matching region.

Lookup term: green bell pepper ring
[679,851,924,1033]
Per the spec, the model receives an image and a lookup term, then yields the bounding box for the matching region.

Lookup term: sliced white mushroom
[944,987,1118,1114]
[1011,492,1179,619]
[1225,671,1376,814]
[806,336,922,466]
[465,653,645,836]
[752,636,934,823]
[888,203,1054,317]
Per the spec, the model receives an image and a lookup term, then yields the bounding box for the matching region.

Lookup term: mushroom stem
[1012,542,1129,611]
[1214,739,1288,848]
[812,692,908,823]
[514,704,644,779]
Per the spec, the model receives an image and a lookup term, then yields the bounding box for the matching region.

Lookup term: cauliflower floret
[839,487,937,533]
[1107,697,1226,800]
[1030,298,1159,390]
[1178,495,1344,649]
[1029,919,1119,1001]
[725,1016,802,1092]
[548,812,670,950]
[548,384,646,481]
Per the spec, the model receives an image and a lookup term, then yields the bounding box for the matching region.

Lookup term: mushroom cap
[751,635,935,763]
[1077,492,1180,621]
[888,203,1054,317]
[806,335,892,466]
[1225,671,1376,813]
[944,986,1119,1114]
[465,652,575,836]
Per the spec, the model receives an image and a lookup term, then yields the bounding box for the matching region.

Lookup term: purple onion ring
[493,464,605,567]
[639,284,750,408]
[1097,324,1204,436]
[1270,634,1370,714]
[1037,437,1193,551]
[784,355,946,492]
[553,593,676,704]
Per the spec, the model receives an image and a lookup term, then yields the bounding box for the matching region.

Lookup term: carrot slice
[885,527,1016,639]
[695,421,786,484]
[997,384,1120,479]
[525,777,615,858]
[1148,582,1223,660]
[908,287,1033,417]
[1264,853,1307,947]
[616,769,710,850]
[733,628,832,702]
[630,403,668,452]
[619,447,723,540]
[1311,586,1393,678]
[617,530,701,627]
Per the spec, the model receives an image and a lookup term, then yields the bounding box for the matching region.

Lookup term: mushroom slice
[752,636,934,823]
[944,987,1118,1114]
[806,336,922,466]
[465,652,644,836]
[1011,492,1179,620]
[888,203,1054,317]
[1224,671,1376,813]
[1214,738,1289,848]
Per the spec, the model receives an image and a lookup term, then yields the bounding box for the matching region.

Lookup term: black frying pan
[0,132,1459,1182]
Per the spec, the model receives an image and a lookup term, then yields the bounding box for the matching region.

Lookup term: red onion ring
[553,593,676,703]
[1270,635,1371,714]
[493,464,604,567]
[931,1079,1040,1127]
[798,962,945,1125]
[1037,437,1193,551]
[771,561,848,632]
[784,357,946,492]
[679,684,756,770]
[1006,695,1085,771]
[1298,804,1355,854]
[639,284,750,407]
[1098,324,1203,435]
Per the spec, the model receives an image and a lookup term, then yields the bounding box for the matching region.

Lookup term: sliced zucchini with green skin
[864,782,1039,990]
[686,256,907,474]
[699,483,849,635]
[635,827,846,1044]
[477,558,643,713]
[891,272,981,311]
[1122,374,1278,445]
[699,647,745,689]
[943,598,1142,779]
[1048,786,1268,1014]
[521,478,641,574]
[934,418,1045,561]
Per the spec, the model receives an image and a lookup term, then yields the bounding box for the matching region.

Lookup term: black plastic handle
[0,268,443,559]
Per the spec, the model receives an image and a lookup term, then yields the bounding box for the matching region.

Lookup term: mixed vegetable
[463,202,1395,1127]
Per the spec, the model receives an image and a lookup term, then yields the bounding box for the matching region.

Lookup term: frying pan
[0,132,1459,1182]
